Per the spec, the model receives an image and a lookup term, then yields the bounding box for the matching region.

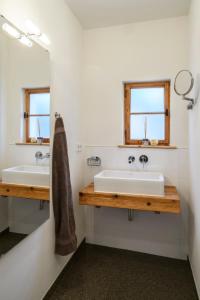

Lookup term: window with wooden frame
[124,81,170,145]
[24,88,50,143]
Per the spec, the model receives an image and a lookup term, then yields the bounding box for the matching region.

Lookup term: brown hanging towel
[52,116,77,256]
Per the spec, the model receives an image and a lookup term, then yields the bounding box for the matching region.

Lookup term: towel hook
[55,112,61,119]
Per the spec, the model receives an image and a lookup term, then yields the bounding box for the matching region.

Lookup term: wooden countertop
[79,183,180,214]
[0,181,50,201]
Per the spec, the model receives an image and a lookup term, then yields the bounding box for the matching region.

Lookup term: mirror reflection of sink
[94,170,164,196]
[2,165,50,187]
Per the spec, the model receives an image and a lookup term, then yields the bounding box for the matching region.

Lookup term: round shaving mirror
[174,70,194,109]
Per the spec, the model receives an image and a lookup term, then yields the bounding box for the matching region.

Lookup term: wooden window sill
[118,145,177,149]
[16,142,50,146]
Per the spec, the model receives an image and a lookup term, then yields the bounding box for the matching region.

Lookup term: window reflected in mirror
[24,88,50,143]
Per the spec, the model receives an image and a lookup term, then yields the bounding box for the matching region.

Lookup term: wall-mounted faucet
[128,155,135,164]
[139,155,148,168]
[35,151,50,161]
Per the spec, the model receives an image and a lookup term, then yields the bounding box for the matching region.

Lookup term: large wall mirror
[0,16,50,256]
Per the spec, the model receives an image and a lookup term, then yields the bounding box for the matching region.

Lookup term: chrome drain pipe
[128,209,134,221]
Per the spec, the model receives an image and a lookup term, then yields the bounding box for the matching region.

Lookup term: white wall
[188,0,200,296]
[83,17,190,259]
[83,17,189,147]
[0,197,8,232]
[0,31,9,232]
[9,198,49,235]
[0,1,85,300]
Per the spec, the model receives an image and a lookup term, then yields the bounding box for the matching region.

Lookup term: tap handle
[139,155,148,164]
[35,151,43,159]
[128,156,135,164]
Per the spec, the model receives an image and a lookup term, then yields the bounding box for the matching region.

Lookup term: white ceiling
[65,0,191,29]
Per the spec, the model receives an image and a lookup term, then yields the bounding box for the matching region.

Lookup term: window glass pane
[29,116,50,138]
[130,114,165,140]
[30,93,50,115]
[131,88,165,113]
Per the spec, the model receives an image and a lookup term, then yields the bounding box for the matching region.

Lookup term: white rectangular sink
[2,165,50,187]
[94,170,164,196]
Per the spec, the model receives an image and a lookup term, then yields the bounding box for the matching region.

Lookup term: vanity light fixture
[2,22,33,47]
[2,23,20,38]
[25,19,50,46]
[1,16,50,48]
[39,33,50,46]
[19,35,33,47]
[25,20,41,36]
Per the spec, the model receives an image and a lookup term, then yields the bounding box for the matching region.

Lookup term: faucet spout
[35,151,50,162]
[139,155,148,168]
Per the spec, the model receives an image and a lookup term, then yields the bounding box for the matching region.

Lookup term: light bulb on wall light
[25,20,41,36]
[2,23,20,38]
[2,20,32,48]
[25,20,50,46]
[39,33,50,45]
[19,35,33,47]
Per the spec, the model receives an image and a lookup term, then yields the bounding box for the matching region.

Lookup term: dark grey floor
[44,242,198,300]
[0,229,27,256]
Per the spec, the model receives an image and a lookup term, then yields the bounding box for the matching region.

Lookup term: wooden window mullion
[124,87,131,144]
[130,112,166,115]
[164,81,170,145]
[25,90,30,143]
